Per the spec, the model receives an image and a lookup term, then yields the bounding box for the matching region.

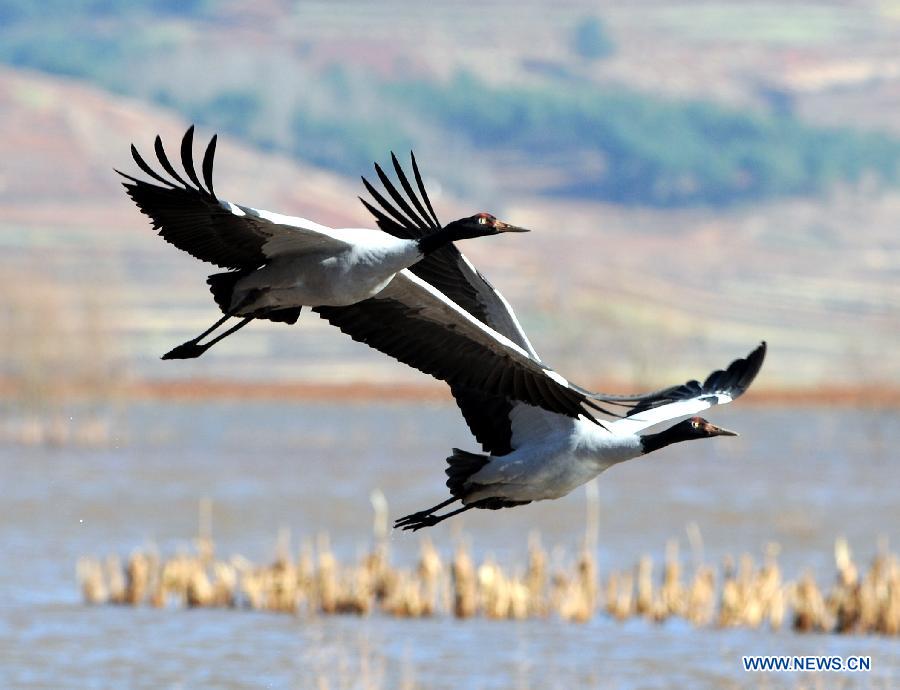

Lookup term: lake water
[1,402,898,689]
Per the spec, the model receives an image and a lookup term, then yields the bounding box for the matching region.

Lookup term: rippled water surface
[1,403,897,689]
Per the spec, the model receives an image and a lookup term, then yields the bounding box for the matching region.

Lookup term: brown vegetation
[77,509,899,636]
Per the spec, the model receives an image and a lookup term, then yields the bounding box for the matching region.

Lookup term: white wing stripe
[608,393,733,436]
[387,271,533,361]
[457,252,541,360]
[222,200,247,216]
[384,272,585,397]
[235,204,340,238]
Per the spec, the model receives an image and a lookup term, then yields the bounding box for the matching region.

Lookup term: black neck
[416,221,490,255]
[640,427,687,455]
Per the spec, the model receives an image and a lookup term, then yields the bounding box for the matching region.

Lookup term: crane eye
[478,216,488,225]
[691,420,700,430]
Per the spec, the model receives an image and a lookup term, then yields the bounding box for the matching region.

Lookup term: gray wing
[314,271,602,422]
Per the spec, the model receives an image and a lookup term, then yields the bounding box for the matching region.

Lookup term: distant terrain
[1,1,898,395]
[4,1,900,205]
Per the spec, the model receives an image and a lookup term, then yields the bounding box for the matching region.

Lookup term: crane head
[640,416,739,455]
[676,416,739,439]
[450,212,530,236]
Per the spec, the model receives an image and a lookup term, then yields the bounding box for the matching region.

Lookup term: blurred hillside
[5,1,900,205]
[1,0,899,395]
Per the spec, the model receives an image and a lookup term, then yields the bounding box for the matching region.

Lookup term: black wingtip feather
[180,125,205,192]
[737,341,766,391]
[114,168,142,185]
[121,128,267,270]
[154,134,190,188]
[391,151,439,230]
[361,175,413,228]
[700,341,766,399]
[374,165,423,227]
[359,195,396,228]
[374,161,426,228]
[131,143,176,188]
[410,151,441,228]
[613,342,767,418]
[202,134,217,199]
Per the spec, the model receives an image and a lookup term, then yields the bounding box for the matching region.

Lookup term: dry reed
[76,503,899,637]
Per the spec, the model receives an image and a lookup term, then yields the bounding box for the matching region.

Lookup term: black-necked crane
[315,160,768,530]
[394,343,765,530]
[118,126,528,359]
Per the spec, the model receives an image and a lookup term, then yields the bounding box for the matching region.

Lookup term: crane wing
[607,342,766,436]
[314,271,602,422]
[118,126,353,270]
[359,153,540,359]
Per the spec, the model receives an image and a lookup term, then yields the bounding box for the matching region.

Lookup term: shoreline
[2,378,899,407]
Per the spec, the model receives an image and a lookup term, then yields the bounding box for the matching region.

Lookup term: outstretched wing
[314,271,606,422]
[608,342,767,435]
[118,126,353,270]
[360,153,540,359]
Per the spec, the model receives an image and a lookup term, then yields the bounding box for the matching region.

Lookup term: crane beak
[494,220,530,233]
[706,423,739,437]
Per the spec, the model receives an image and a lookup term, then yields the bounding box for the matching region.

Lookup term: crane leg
[393,497,459,529]
[162,316,255,360]
[161,291,261,360]
[396,502,476,531]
